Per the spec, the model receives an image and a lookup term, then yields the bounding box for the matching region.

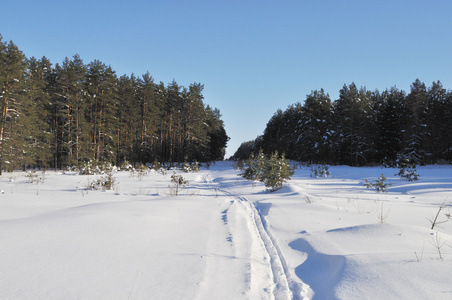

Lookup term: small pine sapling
[240,152,262,181]
[363,175,391,192]
[239,149,294,191]
[159,168,167,176]
[374,174,392,192]
[25,171,38,183]
[182,162,191,173]
[395,155,419,181]
[363,178,374,189]
[136,164,148,179]
[88,172,116,191]
[190,161,200,172]
[181,161,200,173]
[261,151,294,192]
[397,168,419,181]
[170,172,189,196]
[152,159,161,171]
[310,165,331,178]
[377,202,391,223]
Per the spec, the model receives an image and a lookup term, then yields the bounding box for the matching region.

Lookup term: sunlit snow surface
[0,163,451,299]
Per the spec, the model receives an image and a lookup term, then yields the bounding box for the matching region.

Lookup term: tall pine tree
[0,38,26,173]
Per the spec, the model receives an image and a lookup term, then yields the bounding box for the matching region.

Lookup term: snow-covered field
[0,162,451,299]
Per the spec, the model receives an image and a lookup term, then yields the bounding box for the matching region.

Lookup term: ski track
[195,172,307,300]
[195,173,274,299]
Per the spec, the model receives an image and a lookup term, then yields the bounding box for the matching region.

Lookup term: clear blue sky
[2,0,451,158]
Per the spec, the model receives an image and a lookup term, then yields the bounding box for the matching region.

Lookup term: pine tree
[373,87,405,164]
[205,105,229,161]
[0,38,26,173]
[445,91,452,162]
[426,81,448,163]
[85,60,118,163]
[332,83,372,165]
[261,105,301,158]
[400,79,428,165]
[116,74,140,165]
[50,55,88,167]
[137,72,160,162]
[233,139,259,160]
[22,56,53,169]
[298,89,332,163]
[261,109,285,155]
[163,80,182,162]
[182,83,207,161]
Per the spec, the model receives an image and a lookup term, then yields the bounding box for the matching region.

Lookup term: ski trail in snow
[195,173,275,299]
[238,199,293,299]
[217,185,308,300]
[193,171,311,299]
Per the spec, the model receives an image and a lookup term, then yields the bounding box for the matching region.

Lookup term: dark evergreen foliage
[0,36,229,171]
[234,80,452,166]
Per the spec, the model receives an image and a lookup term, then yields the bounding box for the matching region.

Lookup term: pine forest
[0,36,229,174]
[234,81,452,166]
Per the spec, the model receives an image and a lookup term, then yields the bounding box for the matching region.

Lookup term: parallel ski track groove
[218,186,299,300]
[199,171,305,299]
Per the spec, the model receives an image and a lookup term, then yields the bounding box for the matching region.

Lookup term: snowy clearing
[0,163,451,299]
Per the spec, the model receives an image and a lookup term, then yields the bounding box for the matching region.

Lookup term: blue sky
[2,0,451,157]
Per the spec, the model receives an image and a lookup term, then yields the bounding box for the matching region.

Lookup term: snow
[0,163,451,299]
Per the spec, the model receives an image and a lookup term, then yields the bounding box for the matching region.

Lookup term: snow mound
[289,238,346,300]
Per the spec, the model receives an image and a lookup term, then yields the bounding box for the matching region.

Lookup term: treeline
[234,80,452,166]
[0,36,228,173]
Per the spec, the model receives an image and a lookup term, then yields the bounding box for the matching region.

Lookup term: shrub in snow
[364,174,392,192]
[135,163,149,179]
[191,161,200,172]
[127,163,149,179]
[240,149,266,181]
[170,172,189,196]
[25,171,38,183]
[88,172,116,191]
[152,159,161,171]
[25,171,46,183]
[363,178,374,189]
[374,174,392,192]
[159,168,167,176]
[119,160,134,171]
[182,162,191,173]
[261,151,294,192]
[393,154,419,181]
[182,161,200,173]
[79,160,96,175]
[397,168,419,181]
[239,149,294,192]
[79,160,116,175]
[310,165,331,178]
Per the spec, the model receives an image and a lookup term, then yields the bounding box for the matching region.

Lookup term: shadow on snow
[289,238,346,300]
